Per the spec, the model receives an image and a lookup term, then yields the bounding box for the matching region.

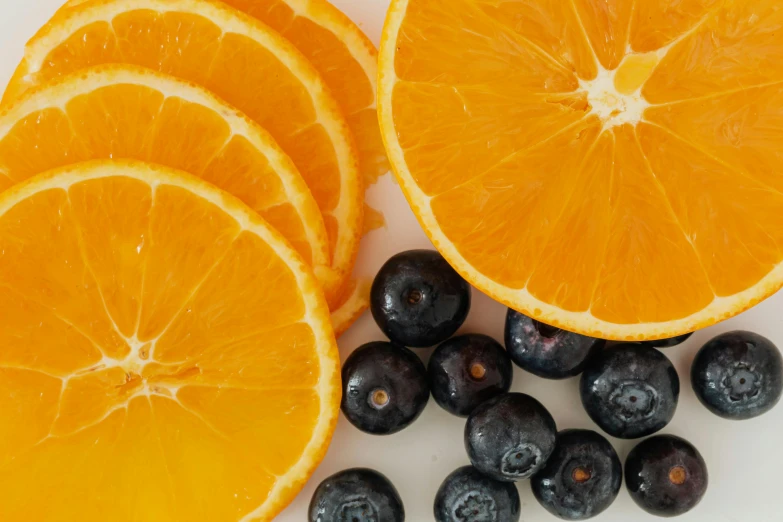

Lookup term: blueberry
[580,344,679,439]
[341,342,429,435]
[309,468,404,522]
[505,310,605,379]
[691,330,783,420]
[371,250,471,347]
[531,429,622,520]
[464,392,557,481]
[434,466,520,522]
[642,333,693,348]
[625,435,708,517]
[428,334,513,417]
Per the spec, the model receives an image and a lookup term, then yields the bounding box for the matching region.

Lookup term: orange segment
[0,368,62,469]
[99,400,181,519]
[0,292,102,375]
[471,0,598,80]
[0,408,130,521]
[637,122,783,295]
[150,395,278,520]
[644,83,783,193]
[177,386,319,475]
[380,0,783,339]
[630,0,720,53]
[68,175,152,338]
[0,187,130,357]
[524,126,614,311]
[0,161,339,521]
[643,0,783,103]
[151,323,320,389]
[3,0,362,298]
[0,65,332,299]
[432,118,602,290]
[140,184,243,340]
[572,0,634,70]
[153,231,307,359]
[589,124,713,323]
[391,83,586,195]
[0,108,89,184]
[393,0,577,89]
[613,52,659,94]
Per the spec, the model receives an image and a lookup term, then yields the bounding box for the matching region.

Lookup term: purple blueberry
[434,466,520,522]
[464,393,557,481]
[642,333,693,348]
[580,344,679,439]
[370,250,471,347]
[341,342,429,435]
[691,331,782,420]
[428,334,513,417]
[625,435,708,517]
[531,429,622,520]
[505,310,605,379]
[309,468,404,522]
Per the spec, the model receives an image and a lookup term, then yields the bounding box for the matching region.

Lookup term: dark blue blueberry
[309,468,404,522]
[341,342,429,435]
[505,310,605,379]
[625,435,708,517]
[580,344,679,439]
[370,250,471,347]
[428,334,513,417]
[531,429,622,520]
[464,393,557,481]
[434,466,520,522]
[642,333,694,348]
[691,330,783,420]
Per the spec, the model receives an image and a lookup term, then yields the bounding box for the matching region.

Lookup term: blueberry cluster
[310,250,783,522]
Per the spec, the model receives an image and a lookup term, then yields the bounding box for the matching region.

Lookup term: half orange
[0,160,340,521]
[3,0,362,302]
[379,0,783,340]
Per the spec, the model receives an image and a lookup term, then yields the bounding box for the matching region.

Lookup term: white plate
[0,1,781,520]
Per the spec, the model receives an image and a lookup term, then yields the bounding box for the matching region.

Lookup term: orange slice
[59,0,389,187]
[330,278,372,337]
[328,204,387,336]
[0,64,332,293]
[0,160,340,521]
[379,0,783,340]
[3,0,362,302]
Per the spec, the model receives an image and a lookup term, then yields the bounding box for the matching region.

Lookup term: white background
[1,1,781,521]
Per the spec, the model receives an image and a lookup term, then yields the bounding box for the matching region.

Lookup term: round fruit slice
[59,0,389,187]
[0,160,340,521]
[379,0,783,340]
[0,64,331,292]
[3,0,362,302]
[330,278,372,337]
[329,206,387,336]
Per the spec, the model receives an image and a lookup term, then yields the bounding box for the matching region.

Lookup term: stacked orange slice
[3,0,369,311]
[0,65,331,288]
[58,0,390,187]
[0,0,386,518]
[0,161,340,521]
